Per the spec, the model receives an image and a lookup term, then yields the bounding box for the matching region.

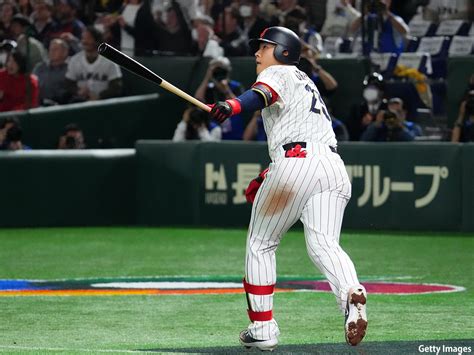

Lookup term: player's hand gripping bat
[98,43,211,113]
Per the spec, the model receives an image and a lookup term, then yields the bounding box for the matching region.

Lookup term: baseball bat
[97,43,211,112]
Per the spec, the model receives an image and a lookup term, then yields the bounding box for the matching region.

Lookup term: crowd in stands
[0,0,472,150]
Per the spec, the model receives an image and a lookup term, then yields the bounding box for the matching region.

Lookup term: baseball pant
[244,143,360,340]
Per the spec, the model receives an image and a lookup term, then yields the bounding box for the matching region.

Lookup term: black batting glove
[210,101,233,123]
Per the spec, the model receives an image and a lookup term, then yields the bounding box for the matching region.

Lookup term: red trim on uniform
[243,278,275,295]
[285,144,307,158]
[226,99,242,115]
[252,82,279,105]
[248,309,273,322]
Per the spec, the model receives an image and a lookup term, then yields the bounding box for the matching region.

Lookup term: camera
[64,135,77,149]
[212,67,229,82]
[383,110,399,129]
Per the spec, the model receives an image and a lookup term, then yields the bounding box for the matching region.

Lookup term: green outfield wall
[136,142,470,231]
[0,150,135,227]
[0,142,472,231]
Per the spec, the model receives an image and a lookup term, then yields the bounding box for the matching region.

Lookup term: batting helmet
[249,26,301,65]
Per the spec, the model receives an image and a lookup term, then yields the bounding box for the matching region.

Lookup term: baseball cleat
[344,286,368,346]
[239,329,278,351]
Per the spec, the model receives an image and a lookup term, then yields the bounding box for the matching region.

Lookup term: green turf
[0,228,472,353]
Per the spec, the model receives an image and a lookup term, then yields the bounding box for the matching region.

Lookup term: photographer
[350,0,409,54]
[57,123,85,149]
[172,106,221,142]
[194,56,245,140]
[360,110,415,142]
[451,90,474,143]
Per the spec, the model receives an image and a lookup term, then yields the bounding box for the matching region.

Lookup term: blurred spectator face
[239,0,259,18]
[0,3,15,24]
[33,2,51,22]
[219,8,238,35]
[165,8,179,29]
[81,30,97,53]
[196,23,211,50]
[49,39,68,64]
[278,0,297,11]
[5,54,19,75]
[9,21,25,38]
[56,1,74,21]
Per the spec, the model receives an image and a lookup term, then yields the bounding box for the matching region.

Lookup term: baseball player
[209,26,367,351]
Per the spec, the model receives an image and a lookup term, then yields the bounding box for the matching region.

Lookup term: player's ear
[282,50,289,57]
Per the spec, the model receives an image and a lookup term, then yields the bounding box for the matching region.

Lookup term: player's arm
[209,82,279,123]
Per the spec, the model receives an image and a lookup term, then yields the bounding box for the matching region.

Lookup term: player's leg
[241,158,311,349]
[300,155,367,345]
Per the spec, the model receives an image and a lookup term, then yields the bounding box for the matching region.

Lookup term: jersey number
[305,84,331,122]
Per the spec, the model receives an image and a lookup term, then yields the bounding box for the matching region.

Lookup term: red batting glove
[245,168,269,204]
[209,99,242,124]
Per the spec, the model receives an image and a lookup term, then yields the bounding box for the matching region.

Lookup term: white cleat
[239,329,278,351]
[344,286,368,346]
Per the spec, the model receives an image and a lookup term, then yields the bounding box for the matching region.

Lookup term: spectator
[351,0,409,54]
[0,1,17,40]
[451,90,474,142]
[387,97,422,137]
[65,26,123,102]
[195,56,245,140]
[239,0,269,43]
[0,38,17,67]
[103,0,157,56]
[50,0,85,53]
[18,0,33,18]
[152,0,200,28]
[10,14,47,71]
[361,110,415,141]
[1,124,31,150]
[298,43,338,98]
[349,72,388,140]
[283,6,323,55]
[321,0,361,38]
[58,123,86,149]
[89,0,122,20]
[216,6,248,57]
[155,0,192,55]
[31,0,56,48]
[0,116,19,146]
[33,38,70,105]
[0,50,39,112]
[191,14,223,58]
[271,0,300,25]
[172,106,221,141]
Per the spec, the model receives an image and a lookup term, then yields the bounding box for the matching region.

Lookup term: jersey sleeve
[253,66,290,105]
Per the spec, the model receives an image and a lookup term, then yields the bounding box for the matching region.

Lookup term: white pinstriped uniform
[245,65,361,340]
